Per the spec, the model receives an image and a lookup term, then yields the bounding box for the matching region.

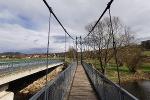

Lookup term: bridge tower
[75,36,83,64]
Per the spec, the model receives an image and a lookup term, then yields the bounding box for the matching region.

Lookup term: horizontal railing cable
[43,0,74,40]
[84,0,114,39]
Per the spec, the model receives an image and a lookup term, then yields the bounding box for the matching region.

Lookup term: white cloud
[0,23,73,53]
[0,24,44,50]
[0,0,150,53]
[111,0,150,38]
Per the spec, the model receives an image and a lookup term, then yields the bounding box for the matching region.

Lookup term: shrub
[118,46,143,72]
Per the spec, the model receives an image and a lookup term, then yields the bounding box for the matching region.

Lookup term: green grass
[91,61,129,72]
[0,58,65,62]
[95,63,130,81]
[0,59,31,62]
[142,50,150,56]
[87,59,150,82]
[106,64,129,73]
[90,60,150,73]
[139,63,150,72]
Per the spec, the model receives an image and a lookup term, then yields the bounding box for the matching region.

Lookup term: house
[53,54,56,58]
[40,54,47,58]
[25,55,32,58]
[33,55,40,58]
[1,55,6,58]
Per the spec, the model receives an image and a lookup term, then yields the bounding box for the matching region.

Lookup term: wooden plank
[63,64,98,100]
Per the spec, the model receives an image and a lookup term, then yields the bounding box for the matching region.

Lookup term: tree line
[141,40,150,49]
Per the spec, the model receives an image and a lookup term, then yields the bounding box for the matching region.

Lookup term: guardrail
[29,61,77,100]
[0,59,65,76]
[82,61,138,100]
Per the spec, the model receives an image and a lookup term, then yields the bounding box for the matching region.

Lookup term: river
[121,80,150,100]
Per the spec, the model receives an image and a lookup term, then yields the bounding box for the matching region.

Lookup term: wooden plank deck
[63,63,98,100]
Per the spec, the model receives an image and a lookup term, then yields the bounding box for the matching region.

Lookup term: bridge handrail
[29,61,77,100]
[0,59,65,76]
[82,61,138,100]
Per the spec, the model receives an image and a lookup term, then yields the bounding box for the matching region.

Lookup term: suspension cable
[109,8,121,86]
[43,0,74,40]
[94,41,97,69]
[65,32,66,61]
[88,36,90,63]
[84,0,114,40]
[46,12,51,87]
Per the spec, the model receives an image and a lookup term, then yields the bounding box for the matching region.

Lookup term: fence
[82,61,138,100]
[0,59,65,76]
[29,61,77,100]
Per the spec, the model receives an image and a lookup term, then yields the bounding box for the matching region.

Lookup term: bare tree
[85,16,139,74]
[66,46,76,61]
[85,17,123,74]
[117,26,138,67]
[18,54,25,59]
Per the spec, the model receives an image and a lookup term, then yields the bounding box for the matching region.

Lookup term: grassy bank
[105,63,150,83]
[142,50,150,57]
[87,59,150,83]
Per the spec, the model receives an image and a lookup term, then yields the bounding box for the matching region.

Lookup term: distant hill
[0,52,25,56]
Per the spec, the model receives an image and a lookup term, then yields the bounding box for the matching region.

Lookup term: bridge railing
[82,61,138,100]
[29,61,77,100]
[0,59,65,76]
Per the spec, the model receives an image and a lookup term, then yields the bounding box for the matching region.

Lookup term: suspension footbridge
[0,0,140,99]
[29,61,138,100]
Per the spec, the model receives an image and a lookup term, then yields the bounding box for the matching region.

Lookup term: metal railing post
[11,62,13,74]
[80,36,82,62]
[28,61,30,70]
[76,36,78,64]
[21,61,22,70]
[38,60,40,67]
[44,88,47,100]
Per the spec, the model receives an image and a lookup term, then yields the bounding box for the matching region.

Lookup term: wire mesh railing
[82,61,138,100]
[29,61,77,100]
[0,59,65,76]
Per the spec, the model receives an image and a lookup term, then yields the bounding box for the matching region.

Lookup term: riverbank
[106,71,150,83]
[91,60,150,83]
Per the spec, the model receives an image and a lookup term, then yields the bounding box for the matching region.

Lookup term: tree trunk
[99,53,104,74]
[103,67,106,75]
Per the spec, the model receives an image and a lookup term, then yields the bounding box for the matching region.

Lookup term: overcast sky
[0,0,150,54]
